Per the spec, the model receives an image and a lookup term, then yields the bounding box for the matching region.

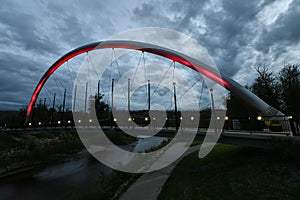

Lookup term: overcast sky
[0,0,299,111]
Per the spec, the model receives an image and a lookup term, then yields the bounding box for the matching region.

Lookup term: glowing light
[114,118,117,122]
[217,117,220,120]
[89,119,93,123]
[57,121,61,124]
[190,116,194,120]
[153,117,156,120]
[257,116,262,121]
[68,120,71,124]
[29,122,32,126]
[38,122,42,125]
[78,120,82,123]
[180,117,183,120]
[225,116,229,121]
[288,116,293,119]
[145,117,148,121]
[128,117,132,122]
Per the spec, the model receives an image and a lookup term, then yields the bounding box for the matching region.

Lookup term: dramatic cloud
[0,0,299,111]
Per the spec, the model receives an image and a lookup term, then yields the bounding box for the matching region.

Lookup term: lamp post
[210,88,216,131]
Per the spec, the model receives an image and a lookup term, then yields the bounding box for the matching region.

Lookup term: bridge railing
[2,113,300,137]
[225,115,299,136]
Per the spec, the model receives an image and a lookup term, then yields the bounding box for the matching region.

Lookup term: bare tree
[251,65,280,109]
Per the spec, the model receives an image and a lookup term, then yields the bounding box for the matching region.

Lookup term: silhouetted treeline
[227,64,300,130]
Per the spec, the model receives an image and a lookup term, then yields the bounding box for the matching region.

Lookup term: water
[0,137,166,200]
[133,137,167,153]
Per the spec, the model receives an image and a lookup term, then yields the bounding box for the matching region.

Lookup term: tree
[278,64,300,114]
[89,93,109,120]
[251,65,280,110]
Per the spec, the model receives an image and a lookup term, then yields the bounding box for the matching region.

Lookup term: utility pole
[111,79,114,111]
[97,80,100,100]
[84,82,88,117]
[51,93,56,127]
[173,82,178,130]
[96,80,100,118]
[61,88,67,125]
[210,88,215,112]
[210,88,216,131]
[148,80,151,112]
[111,79,114,128]
[128,78,130,112]
[73,85,77,113]
[43,98,46,125]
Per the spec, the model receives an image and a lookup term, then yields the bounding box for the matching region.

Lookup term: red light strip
[26,42,229,119]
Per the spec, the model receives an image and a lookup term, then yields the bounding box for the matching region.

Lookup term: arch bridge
[25,40,295,135]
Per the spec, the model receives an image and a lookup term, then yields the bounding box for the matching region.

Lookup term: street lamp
[257,116,262,121]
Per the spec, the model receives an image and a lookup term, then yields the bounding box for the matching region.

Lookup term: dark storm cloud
[0,0,298,111]
[0,0,108,111]
[133,3,174,27]
[177,0,271,77]
[0,52,46,109]
[131,0,298,81]
[0,5,60,55]
[256,0,300,54]
[132,0,259,77]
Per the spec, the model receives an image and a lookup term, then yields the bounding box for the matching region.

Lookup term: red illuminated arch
[26,40,281,122]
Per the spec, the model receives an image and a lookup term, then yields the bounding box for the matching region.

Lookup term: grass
[158,144,300,200]
[70,170,140,200]
[0,134,19,150]
[34,131,58,139]
[0,131,84,169]
[189,140,202,147]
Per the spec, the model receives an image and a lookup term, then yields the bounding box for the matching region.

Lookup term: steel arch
[25,40,283,122]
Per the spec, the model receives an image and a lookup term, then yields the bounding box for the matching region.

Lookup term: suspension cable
[166,76,203,110]
[141,60,175,110]
[143,52,147,97]
[198,78,205,110]
[112,48,127,102]
[86,52,92,95]
[131,51,143,88]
